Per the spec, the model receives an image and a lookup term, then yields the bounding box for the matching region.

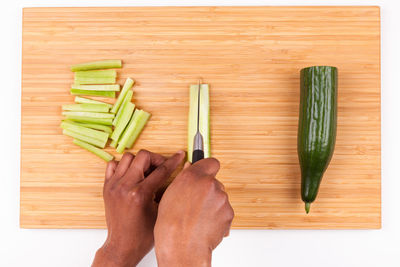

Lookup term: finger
[105,160,118,181]
[183,161,191,169]
[190,157,220,177]
[119,150,167,189]
[113,153,135,179]
[215,179,225,191]
[143,150,185,192]
[130,149,166,171]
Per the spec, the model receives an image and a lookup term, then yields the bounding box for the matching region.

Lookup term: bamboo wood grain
[21,6,381,229]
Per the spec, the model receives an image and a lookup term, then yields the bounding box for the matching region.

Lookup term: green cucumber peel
[110,78,134,114]
[74,70,116,78]
[71,84,120,92]
[71,59,122,72]
[61,121,109,143]
[113,90,134,126]
[63,129,106,148]
[74,96,112,108]
[73,139,114,162]
[62,104,110,113]
[187,84,210,163]
[65,116,113,125]
[62,111,115,119]
[111,102,135,142]
[70,89,115,98]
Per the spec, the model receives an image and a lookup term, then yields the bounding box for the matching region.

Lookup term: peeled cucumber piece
[63,129,107,148]
[74,96,112,108]
[111,102,135,142]
[62,104,110,113]
[74,70,117,78]
[70,89,115,98]
[111,78,134,114]
[187,84,210,163]
[116,110,151,153]
[73,139,114,162]
[113,90,133,126]
[71,59,122,72]
[61,121,109,142]
[71,84,120,91]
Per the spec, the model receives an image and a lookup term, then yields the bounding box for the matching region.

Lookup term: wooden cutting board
[21,6,381,229]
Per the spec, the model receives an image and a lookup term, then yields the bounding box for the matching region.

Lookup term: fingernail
[177,150,185,155]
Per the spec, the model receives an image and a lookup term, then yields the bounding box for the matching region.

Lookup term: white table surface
[1,0,398,266]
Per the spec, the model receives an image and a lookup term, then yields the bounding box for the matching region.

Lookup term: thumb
[142,150,185,192]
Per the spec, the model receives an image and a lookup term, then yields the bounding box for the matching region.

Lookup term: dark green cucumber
[298,66,338,213]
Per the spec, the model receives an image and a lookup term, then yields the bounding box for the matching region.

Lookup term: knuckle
[128,187,145,205]
[227,206,235,221]
[137,149,150,158]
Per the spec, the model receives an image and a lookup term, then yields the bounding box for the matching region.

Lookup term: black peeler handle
[192,149,204,163]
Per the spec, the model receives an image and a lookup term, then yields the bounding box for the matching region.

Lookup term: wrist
[92,240,141,267]
[156,244,211,267]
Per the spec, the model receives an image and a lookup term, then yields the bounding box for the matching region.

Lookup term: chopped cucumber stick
[116,110,151,153]
[72,84,120,91]
[62,104,110,113]
[111,78,134,114]
[62,111,115,119]
[125,110,151,149]
[63,120,112,133]
[113,90,134,126]
[74,70,117,78]
[63,129,106,148]
[188,84,210,163]
[73,139,114,162]
[71,59,122,72]
[110,139,118,148]
[74,76,116,85]
[111,102,135,141]
[70,89,115,98]
[74,96,112,108]
[66,116,113,125]
[61,121,109,142]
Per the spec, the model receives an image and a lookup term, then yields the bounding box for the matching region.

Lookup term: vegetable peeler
[192,79,204,163]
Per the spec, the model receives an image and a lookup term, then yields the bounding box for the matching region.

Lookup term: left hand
[92,150,185,267]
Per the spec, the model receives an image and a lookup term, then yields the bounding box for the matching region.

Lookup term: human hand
[154,158,234,267]
[92,150,185,267]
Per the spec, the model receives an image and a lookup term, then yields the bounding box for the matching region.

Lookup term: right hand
[154,158,234,267]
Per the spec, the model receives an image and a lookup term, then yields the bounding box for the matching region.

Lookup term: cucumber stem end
[305,202,311,214]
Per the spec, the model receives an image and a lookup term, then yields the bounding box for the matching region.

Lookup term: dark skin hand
[154,158,234,267]
[92,150,185,267]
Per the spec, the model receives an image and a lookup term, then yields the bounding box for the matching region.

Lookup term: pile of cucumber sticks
[61,60,150,162]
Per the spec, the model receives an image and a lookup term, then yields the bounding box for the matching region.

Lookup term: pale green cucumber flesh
[111,78,134,114]
[73,139,114,162]
[70,89,115,98]
[113,90,134,126]
[63,129,106,148]
[61,121,109,142]
[62,111,115,119]
[74,70,117,78]
[71,59,122,72]
[62,104,110,113]
[74,96,113,108]
[71,84,120,91]
[188,84,210,163]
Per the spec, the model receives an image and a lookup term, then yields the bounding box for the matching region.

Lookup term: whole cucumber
[298,66,338,213]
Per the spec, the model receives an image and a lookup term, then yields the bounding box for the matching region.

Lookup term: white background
[0,0,398,266]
